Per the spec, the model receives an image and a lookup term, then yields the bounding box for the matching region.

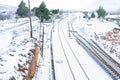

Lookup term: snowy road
[52,18,113,80]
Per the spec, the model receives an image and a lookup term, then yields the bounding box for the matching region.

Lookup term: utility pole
[41,24,45,57]
[28,0,33,38]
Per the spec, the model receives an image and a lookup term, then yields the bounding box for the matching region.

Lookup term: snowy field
[0,13,120,80]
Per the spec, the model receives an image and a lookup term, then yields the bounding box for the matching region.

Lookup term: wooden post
[28,0,33,38]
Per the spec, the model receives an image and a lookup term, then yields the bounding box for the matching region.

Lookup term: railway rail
[49,16,120,80]
[57,19,90,80]
[50,26,56,80]
[71,31,120,80]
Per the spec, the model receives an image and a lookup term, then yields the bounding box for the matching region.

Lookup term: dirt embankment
[23,43,41,80]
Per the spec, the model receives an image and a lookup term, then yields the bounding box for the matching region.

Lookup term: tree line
[90,6,107,21]
[16,0,59,22]
[16,0,107,21]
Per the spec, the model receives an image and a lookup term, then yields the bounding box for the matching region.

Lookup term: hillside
[0,4,17,19]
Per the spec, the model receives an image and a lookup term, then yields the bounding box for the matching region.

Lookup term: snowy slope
[0,4,17,14]
[0,4,17,19]
[0,17,40,79]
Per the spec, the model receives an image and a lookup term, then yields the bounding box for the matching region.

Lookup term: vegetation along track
[57,19,90,80]
[71,31,120,80]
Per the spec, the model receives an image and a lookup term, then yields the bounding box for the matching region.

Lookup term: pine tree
[91,12,95,18]
[96,6,107,21]
[35,1,50,22]
[16,0,29,17]
[51,9,59,15]
[44,8,50,20]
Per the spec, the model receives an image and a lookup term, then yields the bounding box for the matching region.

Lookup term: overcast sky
[0,0,120,12]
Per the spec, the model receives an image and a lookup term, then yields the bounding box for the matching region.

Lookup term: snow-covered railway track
[58,21,76,80]
[90,40,120,67]
[72,32,120,80]
[56,20,90,80]
[50,26,56,80]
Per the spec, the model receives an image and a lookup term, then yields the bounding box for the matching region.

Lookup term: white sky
[0,0,120,11]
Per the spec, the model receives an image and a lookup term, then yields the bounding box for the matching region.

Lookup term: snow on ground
[0,17,37,32]
[32,23,53,80]
[73,14,120,63]
[0,17,41,79]
[51,18,113,80]
[0,13,120,80]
